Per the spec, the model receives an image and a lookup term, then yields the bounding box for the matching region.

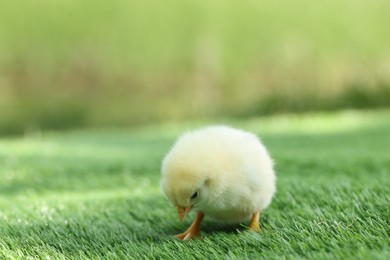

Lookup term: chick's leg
[249,212,261,232]
[176,212,205,240]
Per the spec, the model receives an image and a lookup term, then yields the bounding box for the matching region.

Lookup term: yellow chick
[161,125,276,240]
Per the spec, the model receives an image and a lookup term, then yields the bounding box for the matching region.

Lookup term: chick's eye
[190,191,199,200]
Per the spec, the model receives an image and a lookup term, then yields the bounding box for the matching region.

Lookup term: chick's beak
[177,205,192,222]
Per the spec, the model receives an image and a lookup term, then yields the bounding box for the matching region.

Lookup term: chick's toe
[176,212,204,241]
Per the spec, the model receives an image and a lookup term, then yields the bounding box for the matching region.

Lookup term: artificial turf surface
[0,110,389,259]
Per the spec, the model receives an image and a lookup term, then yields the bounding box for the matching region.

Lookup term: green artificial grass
[0,110,389,259]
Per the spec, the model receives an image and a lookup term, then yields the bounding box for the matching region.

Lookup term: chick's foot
[176,212,204,241]
[249,212,261,232]
[176,229,203,240]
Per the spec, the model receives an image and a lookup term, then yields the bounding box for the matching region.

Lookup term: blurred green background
[1,0,389,134]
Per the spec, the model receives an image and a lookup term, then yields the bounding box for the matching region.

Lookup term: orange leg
[176,212,205,240]
[249,212,261,232]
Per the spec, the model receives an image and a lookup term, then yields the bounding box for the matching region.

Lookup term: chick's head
[161,150,215,222]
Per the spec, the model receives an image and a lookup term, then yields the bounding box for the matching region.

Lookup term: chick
[161,125,276,240]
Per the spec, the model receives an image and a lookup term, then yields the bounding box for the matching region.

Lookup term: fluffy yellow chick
[161,125,276,240]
